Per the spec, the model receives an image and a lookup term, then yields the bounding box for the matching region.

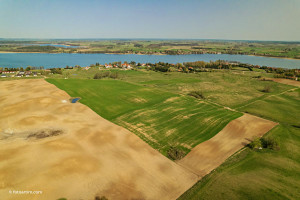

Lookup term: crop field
[47,69,299,199]
[47,78,241,156]
[47,68,296,157]
[0,79,198,200]
[2,67,298,199]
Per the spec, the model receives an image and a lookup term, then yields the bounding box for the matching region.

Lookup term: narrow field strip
[177,114,278,177]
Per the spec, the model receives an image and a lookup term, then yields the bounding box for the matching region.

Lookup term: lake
[0,53,299,69]
[22,44,80,48]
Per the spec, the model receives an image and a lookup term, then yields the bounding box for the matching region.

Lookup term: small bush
[261,137,280,150]
[109,71,119,79]
[94,71,119,79]
[248,137,262,149]
[261,85,271,93]
[188,91,205,99]
[260,77,272,81]
[248,136,279,150]
[253,75,262,79]
[167,146,185,160]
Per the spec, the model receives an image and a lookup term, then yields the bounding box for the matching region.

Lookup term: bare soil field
[0,79,198,200]
[177,114,277,177]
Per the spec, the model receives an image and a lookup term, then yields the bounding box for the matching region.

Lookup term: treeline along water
[1,53,299,69]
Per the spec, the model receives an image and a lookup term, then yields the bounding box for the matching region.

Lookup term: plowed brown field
[178,114,277,177]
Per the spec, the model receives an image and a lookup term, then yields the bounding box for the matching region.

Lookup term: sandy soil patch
[270,78,300,87]
[0,79,197,200]
[163,97,180,103]
[177,114,277,177]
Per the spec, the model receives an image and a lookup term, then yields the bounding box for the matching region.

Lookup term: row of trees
[144,60,235,73]
[0,66,45,71]
[15,45,58,52]
[144,61,299,80]
[0,66,44,71]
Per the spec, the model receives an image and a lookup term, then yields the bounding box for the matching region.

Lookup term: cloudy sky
[0,0,299,41]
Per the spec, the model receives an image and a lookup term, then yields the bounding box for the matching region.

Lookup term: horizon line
[0,37,299,43]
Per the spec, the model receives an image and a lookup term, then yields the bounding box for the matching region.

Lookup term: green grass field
[50,68,293,108]
[238,88,300,126]
[47,78,241,156]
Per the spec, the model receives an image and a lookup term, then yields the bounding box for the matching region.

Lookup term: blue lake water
[71,98,80,103]
[22,44,80,48]
[0,53,299,69]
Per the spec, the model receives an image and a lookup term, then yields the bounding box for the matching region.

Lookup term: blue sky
[0,0,299,41]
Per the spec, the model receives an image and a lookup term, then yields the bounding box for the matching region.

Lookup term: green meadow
[238,88,300,126]
[50,67,293,108]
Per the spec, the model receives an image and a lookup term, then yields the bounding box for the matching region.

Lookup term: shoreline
[246,54,300,60]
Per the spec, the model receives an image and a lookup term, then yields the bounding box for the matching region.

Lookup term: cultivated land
[1,39,300,59]
[179,124,300,200]
[1,67,299,199]
[47,78,242,156]
[0,79,198,200]
[46,68,300,199]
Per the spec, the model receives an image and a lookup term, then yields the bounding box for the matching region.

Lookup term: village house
[25,71,32,77]
[19,71,25,75]
[121,63,131,70]
[105,64,113,69]
[1,71,15,74]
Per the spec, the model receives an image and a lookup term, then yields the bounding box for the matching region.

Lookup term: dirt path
[0,79,197,200]
[177,114,277,177]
